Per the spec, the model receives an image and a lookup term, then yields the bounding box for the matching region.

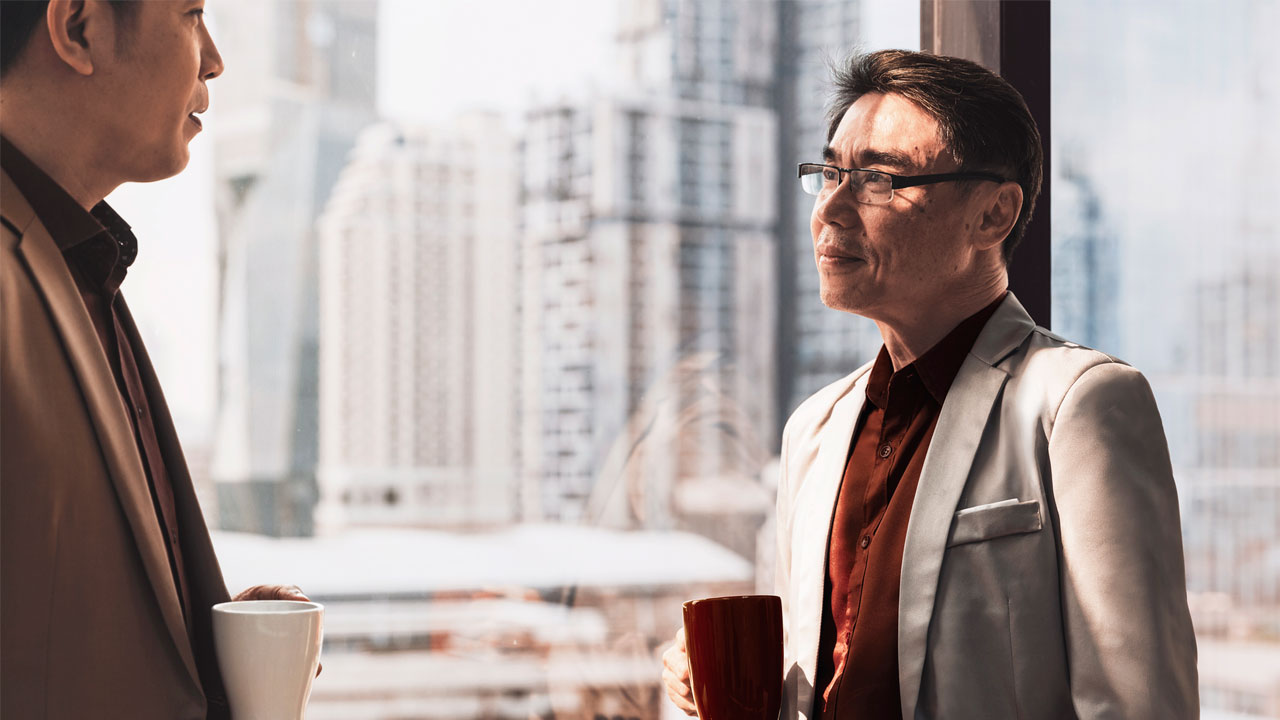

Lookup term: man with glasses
[663,50,1196,718]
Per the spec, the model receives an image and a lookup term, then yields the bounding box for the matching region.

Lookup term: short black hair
[827,50,1044,263]
[1,0,136,78]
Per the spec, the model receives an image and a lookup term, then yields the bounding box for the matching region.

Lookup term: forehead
[827,92,946,169]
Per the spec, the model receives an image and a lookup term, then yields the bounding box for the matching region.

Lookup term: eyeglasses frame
[797,162,1008,204]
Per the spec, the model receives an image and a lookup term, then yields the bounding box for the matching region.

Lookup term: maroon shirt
[814,295,1005,719]
[1,135,193,625]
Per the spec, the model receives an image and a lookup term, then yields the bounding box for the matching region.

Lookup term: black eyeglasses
[797,162,1007,205]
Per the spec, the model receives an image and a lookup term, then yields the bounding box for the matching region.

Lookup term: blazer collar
[2,170,203,692]
[970,292,1038,369]
[1,168,39,238]
[897,292,1036,718]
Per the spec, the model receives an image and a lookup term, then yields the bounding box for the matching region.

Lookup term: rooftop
[213,523,753,598]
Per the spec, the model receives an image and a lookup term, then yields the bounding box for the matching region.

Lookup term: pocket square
[947,499,1043,547]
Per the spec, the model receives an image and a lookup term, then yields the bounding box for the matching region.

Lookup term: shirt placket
[830,373,922,704]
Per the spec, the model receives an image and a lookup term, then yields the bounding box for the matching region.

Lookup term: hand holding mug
[662,626,698,715]
[233,584,322,676]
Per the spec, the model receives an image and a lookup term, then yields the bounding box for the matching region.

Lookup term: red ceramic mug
[682,594,784,720]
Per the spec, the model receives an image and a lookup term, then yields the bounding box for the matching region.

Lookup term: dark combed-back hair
[827,49,1043,263]
[1,0,135,78]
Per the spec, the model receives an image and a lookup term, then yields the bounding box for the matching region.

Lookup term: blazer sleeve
[1047,362,1198,718]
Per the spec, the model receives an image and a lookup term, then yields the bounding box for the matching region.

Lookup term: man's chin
[131,148,192,183]
[819,288,869,316]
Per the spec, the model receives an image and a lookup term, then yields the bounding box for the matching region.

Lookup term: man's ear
[973,181,1023,252]
[46,0,108,77]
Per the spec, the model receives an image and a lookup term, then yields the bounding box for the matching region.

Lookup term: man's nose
[813,185,858,229]
[201,27,225,81]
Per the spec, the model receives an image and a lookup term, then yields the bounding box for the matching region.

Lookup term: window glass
[1053,2,1280,716]
[107,1,918,718]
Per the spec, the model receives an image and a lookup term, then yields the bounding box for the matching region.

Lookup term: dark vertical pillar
[773,0,800,443]
[999,0,1052,328]
[922,0,1052,328]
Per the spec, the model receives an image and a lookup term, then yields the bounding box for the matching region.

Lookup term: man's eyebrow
[820,146,914,170]
[858,149,915,170]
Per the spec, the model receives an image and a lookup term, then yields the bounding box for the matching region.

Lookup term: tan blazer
[775,294,1198,719]
[1,171,231,719]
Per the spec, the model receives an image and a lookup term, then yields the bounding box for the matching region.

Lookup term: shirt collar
[865,292,1008,407]
[0,134,137,266]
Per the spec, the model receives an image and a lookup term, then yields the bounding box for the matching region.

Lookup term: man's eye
[821,168,839,183]
[864,171,890,184]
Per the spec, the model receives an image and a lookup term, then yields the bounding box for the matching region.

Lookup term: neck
[874,275,1007,371]
[0,85,118,210]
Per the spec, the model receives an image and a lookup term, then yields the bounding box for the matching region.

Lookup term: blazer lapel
[5,174,201,687]
[117,299,231,704]
[790,365,871,712]
[897,294,1036,719]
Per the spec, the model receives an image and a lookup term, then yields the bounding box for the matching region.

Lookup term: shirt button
[879,444,893,458]
[861,535,871,549]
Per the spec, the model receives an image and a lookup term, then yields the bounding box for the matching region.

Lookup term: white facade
[317,118,518,530]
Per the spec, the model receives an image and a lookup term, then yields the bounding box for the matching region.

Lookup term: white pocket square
[954,497,1021,517]
[947,499,1043,547]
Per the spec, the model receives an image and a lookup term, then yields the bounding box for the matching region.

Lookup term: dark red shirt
[814,295,1005,719]
[1,135,193,625]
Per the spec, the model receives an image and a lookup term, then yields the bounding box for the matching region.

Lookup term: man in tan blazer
[2,3,309,717]
[664,51,1197,718]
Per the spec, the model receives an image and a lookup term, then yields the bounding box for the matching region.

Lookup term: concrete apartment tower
[519,0,779,559]
[315,118,520,531]
[774,1,885,423]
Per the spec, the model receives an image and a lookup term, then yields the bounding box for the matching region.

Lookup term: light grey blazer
[775,293,1198,720]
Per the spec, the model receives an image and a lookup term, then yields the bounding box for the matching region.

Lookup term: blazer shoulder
[1005,326,1155,424]
[782,359,874,443]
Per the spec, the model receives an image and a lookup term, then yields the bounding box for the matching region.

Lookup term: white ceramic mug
[212,600,324,720]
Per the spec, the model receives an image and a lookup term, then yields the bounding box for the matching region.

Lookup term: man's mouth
[817,245,863,264]
[188,105,208,130]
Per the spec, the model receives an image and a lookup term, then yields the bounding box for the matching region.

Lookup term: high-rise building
[1178,266,1280,608]
[520,97,778,526]
[520,0,780,527]
[775,2,887,429]
[208,0,378,535]
[616,0,776,106]
[315,118,519,531]
[1051,150,1120,355]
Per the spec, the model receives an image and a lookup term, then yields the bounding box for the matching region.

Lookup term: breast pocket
[946,499,1043,548]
